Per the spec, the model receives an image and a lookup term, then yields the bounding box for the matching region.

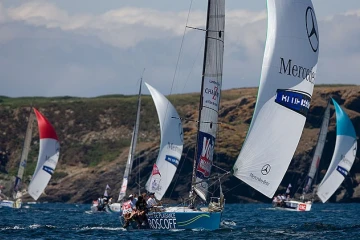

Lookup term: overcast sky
[0,0,359,97]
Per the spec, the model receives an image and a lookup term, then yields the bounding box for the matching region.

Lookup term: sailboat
[316,98,357,203]
[120,82,184,227]
[145,0,226,230]
[275,98,357,211]
[0,108,60,208]
[144,82,184,200]
[94,78,143,213]
[274,101,330,211]
[232,0,319,204]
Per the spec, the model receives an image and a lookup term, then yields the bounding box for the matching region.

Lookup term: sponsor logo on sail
[196,132,214,179]
[249,173,270,186]
[165,155,180,167]
[336,165,348,177]
[42,165,54,175]
[275,89,311,117]
[261,164,271,175]
[151,178,161,191]
[341,154,352,167]
[306,7,319,52]
[167,142,182,155]
[203,78,221,111]
[279,58,316,84]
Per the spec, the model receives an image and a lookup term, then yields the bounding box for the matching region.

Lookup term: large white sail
[28,108,60,200]
[118,79,142,201]
[13,109,35,199]
[192,0,225,202]
[145,82,184,200]
[233,0,320,198]
[303,102,330,193]
[317,99,357,203]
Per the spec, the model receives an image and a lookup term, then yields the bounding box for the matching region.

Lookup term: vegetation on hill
[0,85,359,203]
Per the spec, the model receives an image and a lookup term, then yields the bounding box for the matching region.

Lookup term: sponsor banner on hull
[147,212,177,230]
[275,89,311,117]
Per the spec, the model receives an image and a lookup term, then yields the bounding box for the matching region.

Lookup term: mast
[118,77,143,201]
[13,109,35,199]
[303,100,330,195]
[190,0,225,202]
[190,0,211,200]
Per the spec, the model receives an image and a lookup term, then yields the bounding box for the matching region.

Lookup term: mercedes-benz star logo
[261,164,271,175]
[306,7,319,52]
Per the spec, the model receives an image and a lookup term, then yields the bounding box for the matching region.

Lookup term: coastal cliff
[0,85,359,203]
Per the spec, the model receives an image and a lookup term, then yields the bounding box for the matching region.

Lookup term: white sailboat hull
[273,200,312,211]
[0,199,22,209]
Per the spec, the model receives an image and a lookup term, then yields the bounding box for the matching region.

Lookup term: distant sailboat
[0,108,60,209]
[316,98,357,202]
[275,99,357,211]
[92,78,143,213]
[233,0,319,200]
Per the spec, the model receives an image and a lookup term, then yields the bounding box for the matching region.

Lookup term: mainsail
[13,109,35,199]
[145,82,184,200]
[28,108,60,200]
[233,0,320,198]
[303,101,330,194]
[118,79,142,201]
[317,98,357,203]
[191,0,225,202]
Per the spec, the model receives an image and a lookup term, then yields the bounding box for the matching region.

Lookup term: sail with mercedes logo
[232,0,320,198]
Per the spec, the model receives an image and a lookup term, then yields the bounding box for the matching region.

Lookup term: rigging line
[212,163,230,174]
[171,116,223,125]
[169,0,193,97]
[167,146,191,199]
[181,39,204,95]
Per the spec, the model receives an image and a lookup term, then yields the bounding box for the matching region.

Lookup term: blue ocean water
[0,203,359,239]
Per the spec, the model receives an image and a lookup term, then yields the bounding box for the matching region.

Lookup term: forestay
[118,79,142,201]
[303,102,330,193]
[28,108,60,200]
[317,99,357,203]
[233,0,320,198]
[193,0,225,201]
[145,83,184,200]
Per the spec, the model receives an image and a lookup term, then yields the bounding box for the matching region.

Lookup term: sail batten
[233,0,319,198]
[316,99,357,203]
[145,83,184,200]
[192,0,225,202]
[118,79,142,201]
